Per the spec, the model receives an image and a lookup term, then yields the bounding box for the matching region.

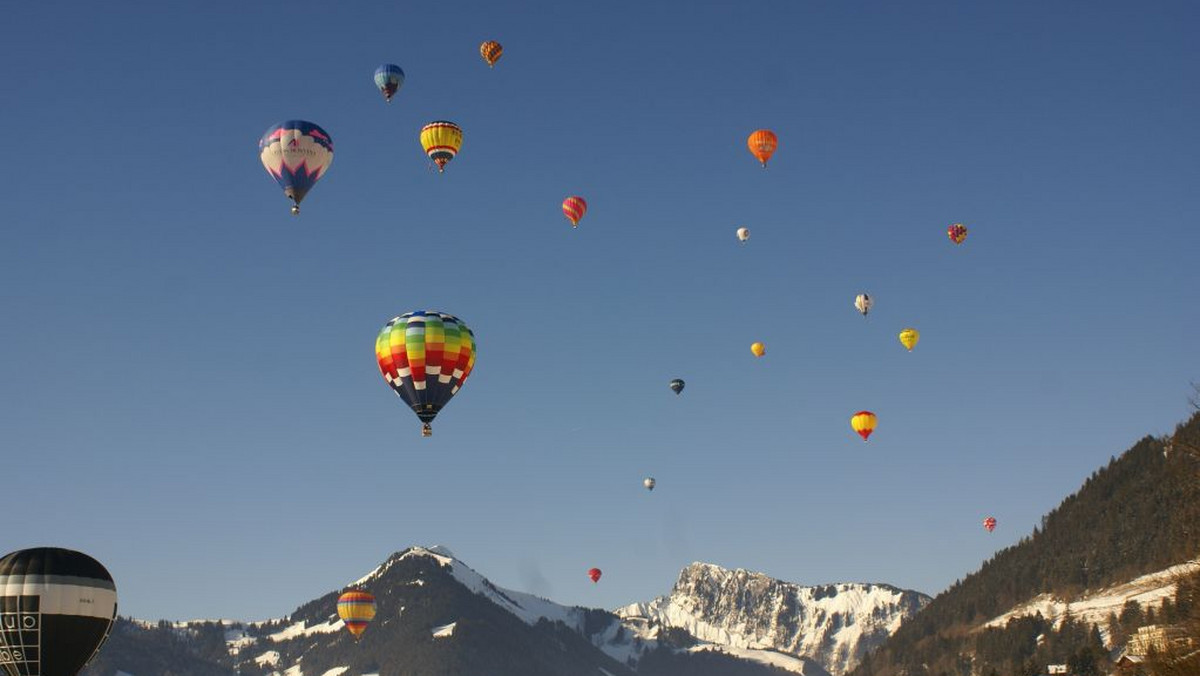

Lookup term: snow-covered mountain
[83,546,927,676]
[617,562,931,675]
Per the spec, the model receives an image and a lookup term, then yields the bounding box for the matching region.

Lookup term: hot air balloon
[983,517,997,533]
[373,64,405,103]
[420,121,463,173]
[747,129,777,167]
[736,227,750,243]
[259,120,334,215]
[480,40,503,67]
[948,223,968,244]
[644,477,656,491]
[851,411,877,441]
[669,379,685,395]
[337,590,377,641]
[588,568,602,583]
[376,310,476,437]
[854,293,873,316]
[562,196,587,227]
[750,342,766,357]
[898,328,920,352]
[0,547,117,676]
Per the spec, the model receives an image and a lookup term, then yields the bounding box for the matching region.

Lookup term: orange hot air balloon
[983,517,997,533]
[747,129,778,167]
[562,196,587,227]
[480,40,503,67]
[850,411,877,441]
[588,567,602,583]
[948,223,968,244]
[337,590,377,641]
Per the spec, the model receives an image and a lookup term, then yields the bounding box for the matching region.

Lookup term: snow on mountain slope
[984,558,1199,645]
[618,562,930,675]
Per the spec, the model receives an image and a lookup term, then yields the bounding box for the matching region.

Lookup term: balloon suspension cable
[422,423,433,437]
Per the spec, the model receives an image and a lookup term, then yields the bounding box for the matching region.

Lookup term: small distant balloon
[851,411,877,441]
[898,328,920,352]
[747,129,777,167]
[669,378,685,395]
[480,40,503,67]
[563,196,587,227]
[983,516,997,533]
[373,64,405,103]
[644,477,656,491]
[750,342,766,357]
[948,223,968,244]
[736,227,750,243]
[854,293,873,316]
[588,567,602,583]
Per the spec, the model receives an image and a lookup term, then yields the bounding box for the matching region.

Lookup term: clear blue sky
[1,1,1197,621]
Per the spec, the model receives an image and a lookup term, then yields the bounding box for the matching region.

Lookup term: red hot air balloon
[588,567,602,583]
[983,516,997,533]
[563,196,587,227]
[948,223,968,244]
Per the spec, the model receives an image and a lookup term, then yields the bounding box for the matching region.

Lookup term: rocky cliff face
[617,563,930,675]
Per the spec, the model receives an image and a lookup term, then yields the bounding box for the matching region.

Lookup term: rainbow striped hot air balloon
[562,196,587,227]
[376,310,476,437]
[337,590,376,641]
[259,120,334,215]
[420,121,463,172]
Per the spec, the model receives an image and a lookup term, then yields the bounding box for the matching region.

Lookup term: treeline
[852,412,1200,676]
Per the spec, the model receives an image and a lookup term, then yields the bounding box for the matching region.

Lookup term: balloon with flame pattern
[259,120,334,215]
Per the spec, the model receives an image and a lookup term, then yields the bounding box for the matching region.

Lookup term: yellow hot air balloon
[750,342,766,357]
[337,590,376,641]
[851,411,877,441]
[898,328,920,352]
[420,121,463,172]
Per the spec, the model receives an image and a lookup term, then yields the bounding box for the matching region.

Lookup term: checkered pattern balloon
[376,311,476,436]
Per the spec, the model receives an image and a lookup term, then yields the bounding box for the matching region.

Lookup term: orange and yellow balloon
[750,342,766,357]
[747,130,778,167]
[851,411,877,441]
[337,590,377,641]
[480,40,503,67]
[420,121,463,173]
[563,196,587,227]
[898,328,920,352]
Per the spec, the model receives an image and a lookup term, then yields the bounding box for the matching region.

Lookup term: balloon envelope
[588,568,602,583]
[669,379,685,395]
[0,547,117,676]
[373,64,405,102]
[376,311,476,436]
[562,196,587,227]
[420,121,463,172]
[259,120,333,214]
[750,342,766,357]
[644,477,656,491]
[747,130,777,167]
[948,223,968,244]
[983,517,997,533]
[480,40,503,67]
[898,328,920,351]
[337,590,377,640]
[736,227,750,243]
[854,293,872,316]
[851,411,877,441]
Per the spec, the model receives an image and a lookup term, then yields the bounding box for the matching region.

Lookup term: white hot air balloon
[736,227,750,243]
[854,293,873,316]
[643,477,656,491]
